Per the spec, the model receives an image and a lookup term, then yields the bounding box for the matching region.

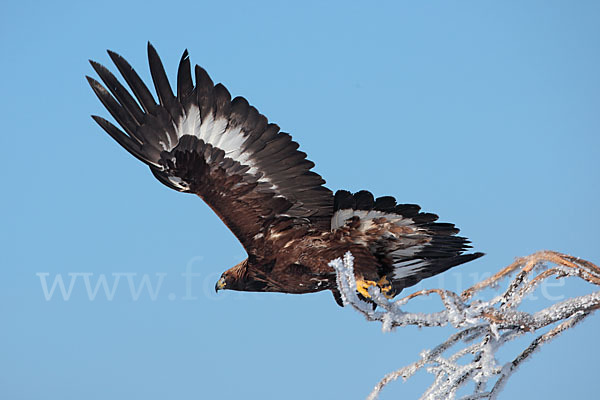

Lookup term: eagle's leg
[355,276,395,299]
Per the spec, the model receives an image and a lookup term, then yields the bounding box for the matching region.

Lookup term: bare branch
[329,251,600,399]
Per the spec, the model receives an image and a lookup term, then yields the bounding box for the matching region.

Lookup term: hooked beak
[215,277,226,293]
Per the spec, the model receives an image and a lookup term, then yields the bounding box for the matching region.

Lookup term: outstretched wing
[87,43,333,252]
[333,190,484,295]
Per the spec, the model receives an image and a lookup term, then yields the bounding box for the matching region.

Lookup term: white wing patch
[392,259,430,279]
[332,208,431,275]
[171,104,277,189]
[331,209,416,230]
[391,244,425,258]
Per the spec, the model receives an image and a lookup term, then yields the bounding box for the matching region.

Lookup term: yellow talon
[356,276,396,299]
[356,279,378,298]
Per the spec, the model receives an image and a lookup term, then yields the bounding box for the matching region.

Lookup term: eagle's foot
[356,276,395,299]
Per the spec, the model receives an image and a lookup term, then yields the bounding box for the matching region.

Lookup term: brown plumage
[87,43,483,306]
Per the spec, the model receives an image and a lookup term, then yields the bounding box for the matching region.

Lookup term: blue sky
[2,1,599,399]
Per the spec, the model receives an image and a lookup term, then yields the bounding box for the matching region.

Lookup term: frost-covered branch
[328,251,600,400]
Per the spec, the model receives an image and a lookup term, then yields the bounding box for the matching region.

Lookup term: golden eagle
[87,44,483,306]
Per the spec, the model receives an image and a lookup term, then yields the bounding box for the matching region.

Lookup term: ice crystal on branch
[328,251,600,400]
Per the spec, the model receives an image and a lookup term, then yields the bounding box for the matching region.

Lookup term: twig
[330,251,600,399]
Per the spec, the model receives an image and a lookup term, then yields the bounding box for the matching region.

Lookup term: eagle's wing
[87,44,333,252]
[333,190,484,295]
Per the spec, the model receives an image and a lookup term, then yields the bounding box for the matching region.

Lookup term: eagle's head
[215,259,269,292]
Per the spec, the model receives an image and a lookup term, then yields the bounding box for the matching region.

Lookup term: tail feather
[332,189,484,294]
